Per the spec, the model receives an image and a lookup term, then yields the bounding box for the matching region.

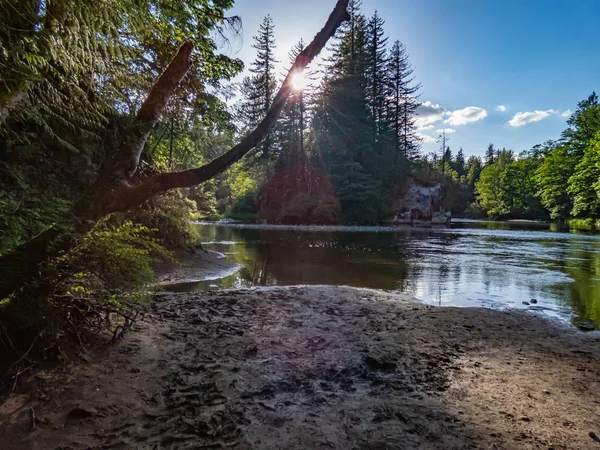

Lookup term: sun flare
[291,71,307,91]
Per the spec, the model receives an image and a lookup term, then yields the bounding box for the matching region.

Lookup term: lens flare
[291,71,307,91]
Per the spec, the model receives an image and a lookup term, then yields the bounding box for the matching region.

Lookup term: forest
[1,0,600,387]
[2,1,600,448]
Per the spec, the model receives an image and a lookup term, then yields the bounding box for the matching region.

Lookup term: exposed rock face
[393,182,449,224]
[403,183,443,219]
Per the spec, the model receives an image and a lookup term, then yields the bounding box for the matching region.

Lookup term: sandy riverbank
[1,286,600,449]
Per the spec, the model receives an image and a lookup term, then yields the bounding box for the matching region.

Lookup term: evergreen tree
[386,40,421,163]
[278,40,308,169]
[365,11,389,140]
[238,15,278,158]
[455,148,467,178]
[465,156,483,187]
[443,146,453,175]
[485,144,496,166]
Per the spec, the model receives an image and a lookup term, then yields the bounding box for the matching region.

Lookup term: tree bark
[0,0,350,300]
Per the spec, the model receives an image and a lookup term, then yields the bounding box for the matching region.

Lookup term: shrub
[125,191,200,249]
[312,195,342,224]
[227,192,258,222]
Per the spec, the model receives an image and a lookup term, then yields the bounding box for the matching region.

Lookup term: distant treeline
[473,93,600,225]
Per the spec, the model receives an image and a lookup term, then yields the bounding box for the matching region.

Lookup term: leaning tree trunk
[0,0,351,300]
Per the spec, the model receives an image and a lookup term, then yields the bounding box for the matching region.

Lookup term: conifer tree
[485,143,496,165]
[455,147,467,177]
[365,11,388,140]
[386,40,421,163]
[278,40,309,168]
[238,15,278,158]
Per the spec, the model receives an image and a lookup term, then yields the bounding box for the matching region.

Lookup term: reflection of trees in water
[560,242,600,325]
[196,224,600,327]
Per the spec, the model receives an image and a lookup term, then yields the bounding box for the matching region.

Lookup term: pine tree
[455,147,467,177]
[278,39,308,168]
[365,11,389,140]
[485,143,496,165]
[386,40,421,163]
[238,15,278,159]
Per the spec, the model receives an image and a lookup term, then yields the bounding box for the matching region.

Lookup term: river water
[165,220,600,328]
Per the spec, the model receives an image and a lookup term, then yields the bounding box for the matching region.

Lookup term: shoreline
[1,286,599,449]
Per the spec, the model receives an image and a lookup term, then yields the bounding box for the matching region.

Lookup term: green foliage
[227,192,259,222]
[1,0,243,150]
[475,150,515,218]
[126,192,200,249]
[498,156,546,219]
[68,221,170,291]
[569,218,600,231]
[334,163,384,225]
[533,144,576,220]
[0,164,72,253]
[567,133,600,218]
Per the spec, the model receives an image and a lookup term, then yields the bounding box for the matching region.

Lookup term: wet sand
[1,286,600,449]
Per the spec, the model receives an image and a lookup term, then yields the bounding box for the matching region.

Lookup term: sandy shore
[1,286,600,449]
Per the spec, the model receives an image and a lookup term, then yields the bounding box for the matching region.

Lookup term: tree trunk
[0,0,351,301]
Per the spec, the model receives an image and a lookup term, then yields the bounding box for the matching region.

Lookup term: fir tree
[455,147,467,177]
[278,39,309,168]
[238,15,278,159]
[386,40,421,163]
[365,11,388,140]
[485,143,496,165]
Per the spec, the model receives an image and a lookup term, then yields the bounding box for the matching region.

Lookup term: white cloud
[561,109,572,118]
[436,128,456,134]
[416,132,436,144]
[444,106,488,126]
[416,101,447,128]
[419,124,435,130]
[496,105,507,112]
[508,109,558,127]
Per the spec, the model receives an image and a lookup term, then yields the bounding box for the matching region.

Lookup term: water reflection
[166,222,600,328]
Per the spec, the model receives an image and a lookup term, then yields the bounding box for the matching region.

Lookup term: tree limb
[111,41,194,179]
[98,0,351,214]
[0,1,350,299]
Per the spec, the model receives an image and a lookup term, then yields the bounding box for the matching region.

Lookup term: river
[164,220,600,329]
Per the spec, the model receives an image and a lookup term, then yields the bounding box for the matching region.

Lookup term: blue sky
[225,0,600,158]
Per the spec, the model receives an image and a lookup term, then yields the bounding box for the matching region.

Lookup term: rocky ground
[1,286,600,449]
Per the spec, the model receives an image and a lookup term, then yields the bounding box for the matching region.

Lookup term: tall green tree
[365,11,389,140]
[568,132,600,218]
[455,148,466,177]
[563,92,600,152]
[475,150,514,218]
[237,15,278,158]
[499,156,546,219]
[277,40,308,168]
[533,143,576,221]
[0,0,352,300]
[465,156,483,187]
[485,144,496,166]
[386,40,421,162]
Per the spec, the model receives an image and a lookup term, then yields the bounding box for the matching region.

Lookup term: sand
[1,286,600,449]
